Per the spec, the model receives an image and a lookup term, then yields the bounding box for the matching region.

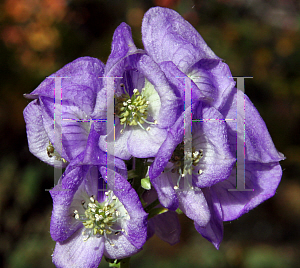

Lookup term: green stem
[107,258,131,268]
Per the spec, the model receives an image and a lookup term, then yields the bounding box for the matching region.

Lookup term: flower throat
[115,83,157,134]
[169,141,203,189]
[73,190,124,245]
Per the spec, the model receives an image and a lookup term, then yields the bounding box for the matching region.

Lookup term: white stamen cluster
[169,142,204,189]
[115,84,157,134]
[73,190,125,243]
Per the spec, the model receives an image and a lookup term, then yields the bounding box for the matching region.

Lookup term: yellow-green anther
[73,191,124,241]
[115,87,155,132]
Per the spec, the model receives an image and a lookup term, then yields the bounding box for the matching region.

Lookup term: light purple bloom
[50,131,148,267]
[23,57,104,167]
[92,23,181,160]
[144,7,284,249]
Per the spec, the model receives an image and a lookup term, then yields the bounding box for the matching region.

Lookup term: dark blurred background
[0,0,299,267]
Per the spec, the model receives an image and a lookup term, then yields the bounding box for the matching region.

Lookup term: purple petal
[99,125,132,160]
[189,60,236,110]
[151,172,179,211]
[25,57,104,113]
[105,22,138,72]
[149,106,190,180]
[52,228,104,268]
[50,165,86,242]
[128,126,168,158]
[195,188,223,249]
[100,167,148,250]
[193,104,235,188]
[136,54,179,129]
[103,233,143,260]
[212,161,282,221]
[23,99,67,168]
[221,89,284,163]
[149,211,181,245]
[142,7,219,73]
[159,61,214,104]
[177,188,210,227]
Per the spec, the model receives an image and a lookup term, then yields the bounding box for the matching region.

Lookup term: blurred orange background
[0,0,299,267]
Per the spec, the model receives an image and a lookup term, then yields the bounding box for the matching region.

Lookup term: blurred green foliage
[1,0,300,267]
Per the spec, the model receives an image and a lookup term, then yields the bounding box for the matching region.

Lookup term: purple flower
[50,141,148,267]
[144,7,284,249]
[92,23,181,159]
[23,57,105,167]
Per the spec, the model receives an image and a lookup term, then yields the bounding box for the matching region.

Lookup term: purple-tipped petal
[151,172,179,211]
[189,59,236,110]
[177,188,210,228]
[142,7,219,73]
[212,161,282,221]
[149,211,181,245]
[50,165,86,242]
[128,126,168,158]
[136,54,180,129]
[52,229,104,268]
[25,57,104,107]
[159,61,214,105]
[104,233,143,260]
[23,99,67,168]
[193,104,235,188]
[221,89,284,163]
[195,188,223,249]
[105,22,138,72]
[100,167,148,249]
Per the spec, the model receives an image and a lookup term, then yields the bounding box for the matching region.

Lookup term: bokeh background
[0,0,300,267]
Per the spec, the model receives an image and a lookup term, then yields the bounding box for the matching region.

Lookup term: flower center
[73,190,125,243]
[169,141,203,189]
[115,84,157,134]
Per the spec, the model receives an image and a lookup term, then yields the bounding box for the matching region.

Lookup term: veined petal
[192,104,235,188]
[221,89,285,163]
[195,188,223,249]
[50,165,86,242]
[189,59,236,110]
[104,233,143,260]
[177,187,210,227]
[99,124,132,160]
[25,57,104,112]
[150,172,179,211]
[128,126,168,158]
[159,61,213,105]
[142,7,219,73]
[105,22,138,72]
[100,167,148,250]
[212,161,282,221]
[136,54,180,129]
[52,228,104,268]
[148,210,181,245]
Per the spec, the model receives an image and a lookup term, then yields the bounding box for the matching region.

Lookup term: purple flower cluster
[23,7,284,268]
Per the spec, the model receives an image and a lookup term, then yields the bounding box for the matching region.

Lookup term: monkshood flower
[145,7,284,249]
[142,7,235,111]
[92,23,181,160]
[149,102,235,231]
[50,128,148,267]
[23,57,104,167]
